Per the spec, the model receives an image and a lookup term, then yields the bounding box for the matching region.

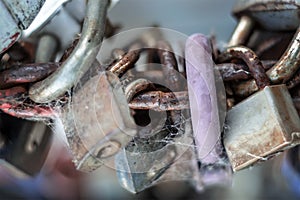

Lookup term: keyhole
[133,110,151,127]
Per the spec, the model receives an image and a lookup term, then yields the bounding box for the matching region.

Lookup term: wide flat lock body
[233,0,300,31]
[62,71,136,172]
[224,84,300,171]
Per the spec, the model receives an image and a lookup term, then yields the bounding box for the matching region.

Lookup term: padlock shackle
[29,0,109,103]
[228,16,255,47]
[267,26,300,83]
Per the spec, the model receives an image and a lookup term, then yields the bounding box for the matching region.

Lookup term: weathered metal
[29,0,109,103]
[233,0,300,31]
[63,71,136,172]
[0,0,46,54]
[224,85,300,171]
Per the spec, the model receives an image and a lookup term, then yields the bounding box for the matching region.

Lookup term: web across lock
[62,27,227,180]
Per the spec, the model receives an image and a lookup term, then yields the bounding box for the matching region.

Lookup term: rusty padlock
[62,70,136,172]
[115,33,233,193]
[114,55,194,193]
[222,46,300,172]
[227,1,300,97]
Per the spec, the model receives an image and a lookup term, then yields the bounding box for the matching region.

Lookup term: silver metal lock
[113,34,198,193]
[224,85,300,171]
[114,65,198,193]
[62,71,136,172]
[115,117,201,193]
[220,44,300,172]
[115,33,232,193]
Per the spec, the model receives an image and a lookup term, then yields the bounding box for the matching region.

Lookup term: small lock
[224,84,300,172]
[115,34,234,193]
[220,43,300,171]
[62,71,136,172]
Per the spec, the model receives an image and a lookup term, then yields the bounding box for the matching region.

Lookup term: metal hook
[29,0,109,103]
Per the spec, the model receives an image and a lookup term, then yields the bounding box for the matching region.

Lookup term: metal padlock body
[115,123,198,193]
[114,68,201,193]
[224,84,300,171]
[0,0,45,53]
[233,0,300,31]
[62,71,136,172]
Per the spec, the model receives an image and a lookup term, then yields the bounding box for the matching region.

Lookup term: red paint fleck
[1,32,21,54]
[10,32,20,40]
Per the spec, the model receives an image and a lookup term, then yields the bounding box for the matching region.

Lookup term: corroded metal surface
[0,63,60,89]
[3,0,46,29]
[63,72,136,172]
[234,27,300,96]
[108,43,141,76]
[0,1,20,54]
[219,46,270,89]
[129,91,189,111]
[224,85,300,171]
[0,0,46,54]
[29,0,109,103]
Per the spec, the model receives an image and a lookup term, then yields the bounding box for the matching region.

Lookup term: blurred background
[0,0,299,199]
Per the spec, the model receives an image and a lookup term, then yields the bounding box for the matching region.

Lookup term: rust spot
[10,32,20,40]
[227,125,288,171]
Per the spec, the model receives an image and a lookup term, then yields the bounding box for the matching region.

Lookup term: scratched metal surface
[0,0,298,199]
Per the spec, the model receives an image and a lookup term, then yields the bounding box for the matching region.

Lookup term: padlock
[230,26,300,97]
[112,34,198,193]
[227,1,300,96]
[115,33,232,193]
[222,1,300,95]
[114,40,199,193]
[115,118,200,193]
[0,0,46,53]
[62,71,136,172]
[222,46,300,172]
